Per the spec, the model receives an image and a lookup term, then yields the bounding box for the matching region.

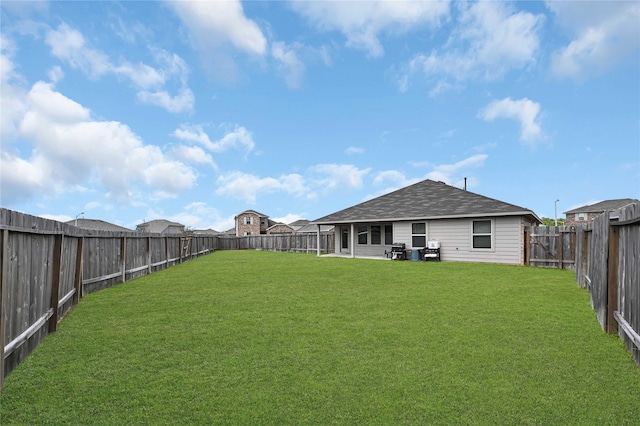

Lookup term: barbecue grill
[423,240,441,261]
[389,243,406,260]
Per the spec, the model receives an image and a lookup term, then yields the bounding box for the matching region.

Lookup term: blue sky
[1,1,638,231]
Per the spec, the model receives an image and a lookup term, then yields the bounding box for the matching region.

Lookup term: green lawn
[2,251,639,425]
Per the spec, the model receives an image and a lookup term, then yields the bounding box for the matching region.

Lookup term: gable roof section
[313,179,540,224]
[66,218,132,232]
[136,219,184,233]
[564,199,639,214]
[234,210,268,219]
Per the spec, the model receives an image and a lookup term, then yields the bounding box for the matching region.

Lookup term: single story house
[66,218,133,232]
[311,179,541,264]
[564,199,639,226]
[136,219,185,234]
[266,223,295,234]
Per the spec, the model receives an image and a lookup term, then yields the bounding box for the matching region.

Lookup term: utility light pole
[554,199,559,226]
[75,212,84,227]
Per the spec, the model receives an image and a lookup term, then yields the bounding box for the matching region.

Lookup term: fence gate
[527,226,577,270]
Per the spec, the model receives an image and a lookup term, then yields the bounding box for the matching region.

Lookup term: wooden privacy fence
[525,225,577,270]
[0,209,217,389]
[216,233,335,253]
[527,203,640,367]
[580,203,640,367]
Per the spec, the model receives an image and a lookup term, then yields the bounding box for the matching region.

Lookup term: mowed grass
[2,251,640,425]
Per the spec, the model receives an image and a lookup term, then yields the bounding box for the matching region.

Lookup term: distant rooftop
[65,218,132,232]
[564,199,639,214]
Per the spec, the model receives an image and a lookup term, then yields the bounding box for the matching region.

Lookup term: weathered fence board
[527,202,640,367]
[216,233,334,254]
[587,211,610,332]
[0,208,217,388]
[614,203,640,365]
[528,226,577,270]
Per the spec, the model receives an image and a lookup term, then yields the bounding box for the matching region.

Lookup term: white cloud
[548,1,640,80]
[137,87,194,113]
[0,36,28,139]
[373,170,413,187]
[480,97,542,143]
[153,202,234,232]
[47,65,64,83]
[38,213,74,223]
[216,171,307,203]
[399,2,543,92]
[364,170,420,200]
[168,0,267,55]
[309,164,371,191]
[172,125,256,153]
[272,41,306,89]
[291,0,449,57]
[345,146,365,155]
[0,80,196,205]
[173,145,216,168]
[272,213,305,225]
[44,24,193,113]
[424,154,488,186]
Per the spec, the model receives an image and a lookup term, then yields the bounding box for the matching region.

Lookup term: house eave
[312,210,541,225]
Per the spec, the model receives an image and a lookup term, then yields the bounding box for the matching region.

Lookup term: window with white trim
[371,225,381,245]
[472,220,492,249]
[577,213,586,221]
[412,223,426,247]
[384,225,393,245]
[358,226,368,244]
[244,216,253,225]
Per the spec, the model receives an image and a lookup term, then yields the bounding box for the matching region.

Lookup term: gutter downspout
[316,224,321,257]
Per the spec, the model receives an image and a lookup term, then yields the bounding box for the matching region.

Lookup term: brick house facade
[235,210,270,236]
[266,223,295,234]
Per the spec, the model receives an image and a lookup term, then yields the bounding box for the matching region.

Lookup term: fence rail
[216,233,334,253]
[0,209,217,389]
[526,225,577,270]
[526,202,640,367]
[0,209,335,389]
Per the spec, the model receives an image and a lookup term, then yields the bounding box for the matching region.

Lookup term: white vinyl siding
[328,217,524,263]
[428,217,522,264]
[393,222,411,245]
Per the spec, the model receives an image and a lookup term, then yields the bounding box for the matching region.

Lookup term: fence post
[73,237,84,304]
[165,236,169,269]
[48,234,63,333]
[580,228,589,287]
[147,237,152,275]
[607,224,620,334]
[121,236,127,283]
[558,229,564,269]
[0,229,9,390]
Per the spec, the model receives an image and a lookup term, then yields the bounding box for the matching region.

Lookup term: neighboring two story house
[564,199,639,226]
[235,210,273,236]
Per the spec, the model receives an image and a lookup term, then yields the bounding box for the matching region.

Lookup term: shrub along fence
[0,209,217,389]
[527,202,640,367]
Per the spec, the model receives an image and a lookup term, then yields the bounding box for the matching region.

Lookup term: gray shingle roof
[312,179,539,224]
[66,218,133,232]
[234,210,268,218]
[136,219,184,233]
[563,199,639,214]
